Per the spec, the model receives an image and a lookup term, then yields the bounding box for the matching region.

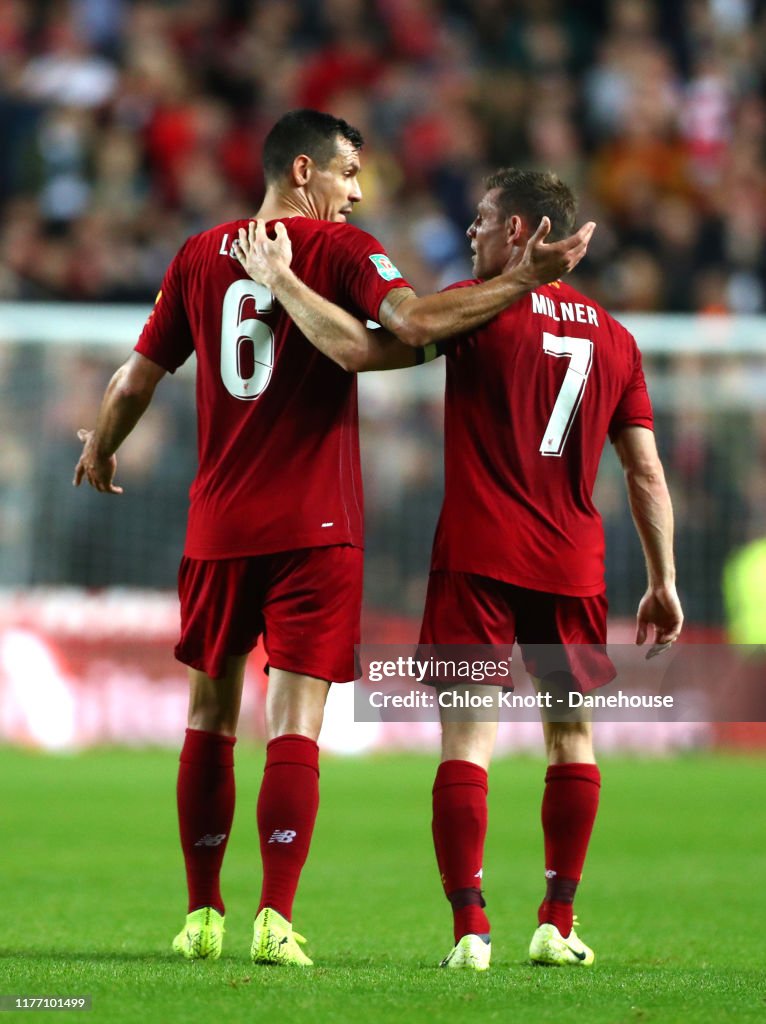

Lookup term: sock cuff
[545,762,601,787]
[180,728,236,766]
[433,759,488,794]
[265,733,320,774]
[542,875,580,900]
[446,886,486,909]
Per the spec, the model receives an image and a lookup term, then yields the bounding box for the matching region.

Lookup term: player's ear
[291,154,312,186]
[507,215,524,244]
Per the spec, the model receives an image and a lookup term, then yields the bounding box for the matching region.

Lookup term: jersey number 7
[539,332,593,457]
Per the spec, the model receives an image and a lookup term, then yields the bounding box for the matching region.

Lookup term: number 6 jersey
[430,279,654,597]
[135,217,410,559]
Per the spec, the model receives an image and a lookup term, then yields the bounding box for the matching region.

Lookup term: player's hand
[635,583,683,659]
[73,428,123,494]
[234,219,293,288]
[514,217,596,288]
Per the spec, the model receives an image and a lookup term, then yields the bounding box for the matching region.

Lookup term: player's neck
[499,244,525,275]
[255,187,310,223]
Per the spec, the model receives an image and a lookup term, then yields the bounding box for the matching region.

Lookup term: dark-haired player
[74,111,595,965]
[235,168,683,970]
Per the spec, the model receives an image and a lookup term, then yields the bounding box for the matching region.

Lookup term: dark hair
[262,109,364,183]
[484,169,577,241]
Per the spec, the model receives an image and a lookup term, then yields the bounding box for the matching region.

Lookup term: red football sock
[177,727,236,915]
[538,762,601,936]
[257,734,320,921]
[432,760,490,942]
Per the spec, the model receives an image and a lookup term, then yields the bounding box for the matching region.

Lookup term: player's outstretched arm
[73,351,166,494]
[236,221,416,372]
[614,425,684,656]
[377,216,597,347]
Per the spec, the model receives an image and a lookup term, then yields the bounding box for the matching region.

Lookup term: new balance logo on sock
[545,869,557,879]
[194,833,227,847]
[268,829,297,844]
[474,868,483,879]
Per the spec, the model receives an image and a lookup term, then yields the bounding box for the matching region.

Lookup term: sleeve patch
[369,253,403,281]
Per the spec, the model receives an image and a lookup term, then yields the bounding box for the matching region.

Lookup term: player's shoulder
[175,216,377,257]
[312,219,391,259]
[551,280,637,346]
[179,219,250,260]
[287,219,407,285]
[273,217,380,247]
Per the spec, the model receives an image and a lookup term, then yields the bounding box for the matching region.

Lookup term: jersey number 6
[539,332,593,457]
[220,279,275,400]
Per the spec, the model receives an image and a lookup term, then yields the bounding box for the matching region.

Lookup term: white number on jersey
[539,332,593,456]
[220,279,275,400]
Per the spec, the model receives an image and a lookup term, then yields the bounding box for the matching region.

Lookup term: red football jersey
[135,217,409,559]
[431,280,654,596]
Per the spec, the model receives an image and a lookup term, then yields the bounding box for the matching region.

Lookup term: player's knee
[187,689,239,735]
[265,672,329,740]
[264,699,324,742]
[440,719,496,769]
[545,720,594,764]
[188,706,238,736]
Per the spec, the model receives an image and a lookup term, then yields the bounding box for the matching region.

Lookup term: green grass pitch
[0,746,764,1023]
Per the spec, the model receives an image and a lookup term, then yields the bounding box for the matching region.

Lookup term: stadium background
[0,0,765,752]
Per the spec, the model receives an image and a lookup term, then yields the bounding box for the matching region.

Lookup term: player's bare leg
[264,669,330,741]
[530,679,598,966]
[187,655,247,736]
[440,714,498,771]
[252,669,330,966]
[434,686,497,970]
[542,717,596,765]
[173,656,247,960]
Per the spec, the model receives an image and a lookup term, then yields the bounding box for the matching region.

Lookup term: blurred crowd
[1,0,765,310]
[1,0,765,630]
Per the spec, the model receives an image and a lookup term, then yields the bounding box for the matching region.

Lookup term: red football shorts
[419,570,615,692]
[175,545,363,682]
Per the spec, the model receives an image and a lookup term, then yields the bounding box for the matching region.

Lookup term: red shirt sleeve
[609,341,654,441]
[134,240,194,373]
[328,226,412,322]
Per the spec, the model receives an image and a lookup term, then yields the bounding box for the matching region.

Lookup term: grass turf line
[0,747,764,1023]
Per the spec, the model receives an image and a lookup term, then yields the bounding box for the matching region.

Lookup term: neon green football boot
[529,918,595,966]
[251,907,313,966]
[439,934,492,971]
[172,907,225,960]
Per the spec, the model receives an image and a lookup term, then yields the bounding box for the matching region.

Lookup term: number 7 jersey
[431,279,654,597]
[135,217,410,559]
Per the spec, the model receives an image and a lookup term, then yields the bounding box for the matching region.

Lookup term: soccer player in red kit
[235,169,683,970]
[73,111,595,966]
